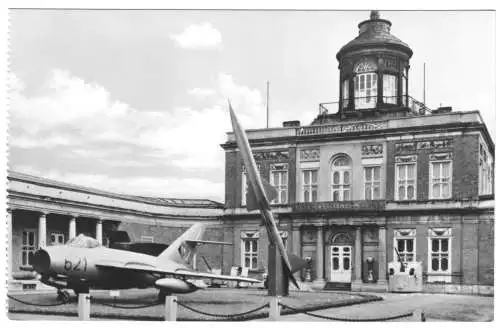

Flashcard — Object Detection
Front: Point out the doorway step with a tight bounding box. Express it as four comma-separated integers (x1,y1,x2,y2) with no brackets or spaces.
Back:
323,281,351,291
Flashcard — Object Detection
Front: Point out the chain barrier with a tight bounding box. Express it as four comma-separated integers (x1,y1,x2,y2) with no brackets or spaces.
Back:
7,294,71,307
90,298,164,309
175,300,269,319
279,303,414,322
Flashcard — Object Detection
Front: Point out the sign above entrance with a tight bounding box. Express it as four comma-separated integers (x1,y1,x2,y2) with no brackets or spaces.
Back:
294,200,385,213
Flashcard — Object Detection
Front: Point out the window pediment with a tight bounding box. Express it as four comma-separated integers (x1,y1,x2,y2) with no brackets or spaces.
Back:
394,228,416,237
241,231,260,239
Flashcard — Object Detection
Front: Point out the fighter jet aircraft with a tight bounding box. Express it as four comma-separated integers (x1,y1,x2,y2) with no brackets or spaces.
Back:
31,223,261,301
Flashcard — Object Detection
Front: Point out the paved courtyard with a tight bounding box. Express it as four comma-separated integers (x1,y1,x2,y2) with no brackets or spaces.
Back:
276,292,494,321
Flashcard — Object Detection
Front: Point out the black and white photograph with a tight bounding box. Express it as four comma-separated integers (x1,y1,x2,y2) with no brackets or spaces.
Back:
3,2,496,323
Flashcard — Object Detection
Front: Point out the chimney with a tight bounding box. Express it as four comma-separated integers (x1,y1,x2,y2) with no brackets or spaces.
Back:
283,120,301,127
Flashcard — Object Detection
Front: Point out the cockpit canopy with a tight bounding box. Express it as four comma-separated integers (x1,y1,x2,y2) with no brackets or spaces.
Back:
66,234,101,248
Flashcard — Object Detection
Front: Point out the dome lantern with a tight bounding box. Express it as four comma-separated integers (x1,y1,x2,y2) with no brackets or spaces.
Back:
336,11,413,114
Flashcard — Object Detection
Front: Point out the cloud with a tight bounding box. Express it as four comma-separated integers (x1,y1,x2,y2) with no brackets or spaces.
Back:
170,23,222,49
8,69,264,198
188,87,216,98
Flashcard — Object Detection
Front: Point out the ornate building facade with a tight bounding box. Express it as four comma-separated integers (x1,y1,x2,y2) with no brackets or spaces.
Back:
221,11,494,294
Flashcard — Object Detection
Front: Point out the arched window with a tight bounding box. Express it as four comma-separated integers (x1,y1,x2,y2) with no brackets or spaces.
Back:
354,60,378,109
331,154,352,201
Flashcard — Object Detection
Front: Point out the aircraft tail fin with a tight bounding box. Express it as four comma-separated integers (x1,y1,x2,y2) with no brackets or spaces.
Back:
287,251,309,274
156,223,206,266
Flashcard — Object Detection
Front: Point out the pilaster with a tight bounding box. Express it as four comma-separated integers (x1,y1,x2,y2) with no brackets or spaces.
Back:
38,212,47,249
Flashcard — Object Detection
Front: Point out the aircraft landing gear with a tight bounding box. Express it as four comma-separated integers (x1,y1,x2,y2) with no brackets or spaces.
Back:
158,290,170,303
56,289,71,303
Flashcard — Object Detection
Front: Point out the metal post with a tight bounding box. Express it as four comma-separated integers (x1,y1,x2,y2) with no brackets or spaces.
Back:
413,309,425,322
423,63,426,105
164,295,177,321
266,81,270,128
78,293,91,320
269,296,280,321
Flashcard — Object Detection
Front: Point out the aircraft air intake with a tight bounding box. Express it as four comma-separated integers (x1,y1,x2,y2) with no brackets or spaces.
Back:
32,249,51,274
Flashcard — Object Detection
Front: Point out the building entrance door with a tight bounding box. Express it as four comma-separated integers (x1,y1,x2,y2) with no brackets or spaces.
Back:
330,246,352,282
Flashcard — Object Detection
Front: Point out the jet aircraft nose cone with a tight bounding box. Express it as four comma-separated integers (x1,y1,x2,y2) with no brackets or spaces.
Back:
32,249,51,274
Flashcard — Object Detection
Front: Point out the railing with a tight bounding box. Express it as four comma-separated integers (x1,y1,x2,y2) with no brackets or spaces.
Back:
7,294,425,321
318,95,432,115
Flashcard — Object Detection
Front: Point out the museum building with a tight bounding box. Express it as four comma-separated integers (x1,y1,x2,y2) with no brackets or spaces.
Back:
7,11,494,295
221,11,494,294
7,170,228,290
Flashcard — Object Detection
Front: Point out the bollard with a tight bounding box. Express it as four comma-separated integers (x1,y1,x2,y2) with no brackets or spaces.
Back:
269,296,280,321
78,293,91,320
412,309,425,322
164,295,177,321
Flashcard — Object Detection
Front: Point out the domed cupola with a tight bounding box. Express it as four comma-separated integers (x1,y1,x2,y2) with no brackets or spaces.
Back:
336,11,413,113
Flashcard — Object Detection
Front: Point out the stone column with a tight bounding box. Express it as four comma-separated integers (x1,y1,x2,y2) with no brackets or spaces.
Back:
38,213,47,249
314,225,325,283
7,209,13,279
353,226,363,286
69,216,77,240
378,226,388,285
96,219,103,244
292,224,301,280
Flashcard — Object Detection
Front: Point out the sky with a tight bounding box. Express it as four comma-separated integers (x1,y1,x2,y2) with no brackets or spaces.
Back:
7,9,495,202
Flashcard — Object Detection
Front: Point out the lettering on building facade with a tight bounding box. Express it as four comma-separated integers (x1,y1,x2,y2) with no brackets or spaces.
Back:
297,121,388,136
294,200,385,213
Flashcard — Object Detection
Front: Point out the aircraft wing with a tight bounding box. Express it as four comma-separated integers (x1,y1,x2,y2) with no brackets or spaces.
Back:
95,262,261,284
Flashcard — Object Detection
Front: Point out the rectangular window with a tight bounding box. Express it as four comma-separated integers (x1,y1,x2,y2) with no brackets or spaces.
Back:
355,73,377,109
270,164,288,204
383,74,397,104
428,228,452,282
395,238,415,262
429,160,452,199
241,232,259,270
342,80,349,108
402,74,407,105
395,162,416,200
479,144,493,195
21,230,37,266
364,166,381,200
393,229,416,264
241,172,248,206
141,236,154,243
302,169,318,202
50,232,65,245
